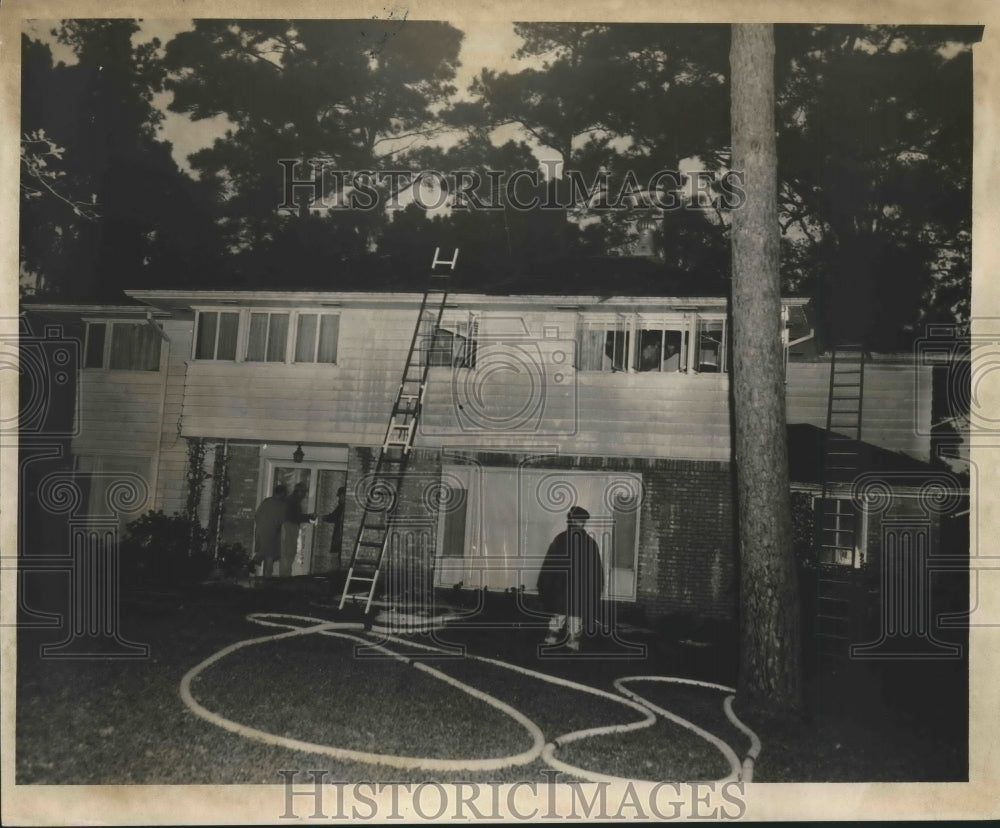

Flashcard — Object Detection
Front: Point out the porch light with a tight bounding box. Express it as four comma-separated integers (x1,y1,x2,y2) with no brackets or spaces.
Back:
292,443,305,464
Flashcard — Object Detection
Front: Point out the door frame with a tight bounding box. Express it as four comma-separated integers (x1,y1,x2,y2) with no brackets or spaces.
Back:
258,444,348,575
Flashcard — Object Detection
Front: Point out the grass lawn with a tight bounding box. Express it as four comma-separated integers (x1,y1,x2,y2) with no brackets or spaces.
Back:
15,580,967,785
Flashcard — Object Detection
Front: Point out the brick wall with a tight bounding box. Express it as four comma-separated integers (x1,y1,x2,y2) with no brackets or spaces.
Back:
635,459,736,620
343,446,442,602
449,451,738,621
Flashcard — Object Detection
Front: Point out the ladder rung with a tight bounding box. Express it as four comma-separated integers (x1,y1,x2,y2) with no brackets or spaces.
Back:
358,540,385,548
346,576,377,583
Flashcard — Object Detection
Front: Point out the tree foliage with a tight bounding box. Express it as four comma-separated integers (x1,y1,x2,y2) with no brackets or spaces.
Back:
775,24,980,347
20,22,224,299
18,19,978,333
163,19,463,285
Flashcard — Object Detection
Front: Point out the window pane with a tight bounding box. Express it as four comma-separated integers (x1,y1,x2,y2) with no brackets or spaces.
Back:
246,313,268,361
295,314,318,362
636,329,663,372
266,314,288,362
109,324,160,371
138,325,161,370
663,330,684,372
217,313,239,360
85,323,106,368
698,320,725,373
195,312,217,359
109,324,134,369
606,330,629,372
317,315,339,363
429,329,453,366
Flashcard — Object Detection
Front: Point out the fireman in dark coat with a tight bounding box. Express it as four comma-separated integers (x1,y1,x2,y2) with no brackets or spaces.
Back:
536,506,604,650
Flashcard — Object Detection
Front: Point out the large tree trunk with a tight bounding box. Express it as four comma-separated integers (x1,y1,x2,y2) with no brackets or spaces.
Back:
730,24,802,712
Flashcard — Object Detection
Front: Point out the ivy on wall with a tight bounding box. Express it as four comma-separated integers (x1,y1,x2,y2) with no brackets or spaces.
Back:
207,440,230,557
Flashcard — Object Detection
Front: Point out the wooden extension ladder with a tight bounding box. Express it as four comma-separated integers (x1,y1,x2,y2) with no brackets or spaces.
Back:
814,345,866,658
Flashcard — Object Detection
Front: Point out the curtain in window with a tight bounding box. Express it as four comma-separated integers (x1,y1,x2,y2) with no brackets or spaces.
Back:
109,324,161,370
295,313,318,362
195,313,217,359
265,314,288,362
85,323,106,368
246,313,268,361
216,313,239,360
317,315,339,363
576,327,606,370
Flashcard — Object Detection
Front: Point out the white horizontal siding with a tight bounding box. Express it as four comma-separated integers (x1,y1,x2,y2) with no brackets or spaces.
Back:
170,308,930,464
786,361,930,460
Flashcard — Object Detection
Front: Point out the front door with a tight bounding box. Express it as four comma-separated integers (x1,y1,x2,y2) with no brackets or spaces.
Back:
268,464,348,575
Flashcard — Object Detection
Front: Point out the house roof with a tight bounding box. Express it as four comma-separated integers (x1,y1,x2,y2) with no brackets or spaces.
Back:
787,423,965,490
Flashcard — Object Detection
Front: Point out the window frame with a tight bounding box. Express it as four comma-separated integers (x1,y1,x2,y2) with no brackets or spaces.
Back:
82,320,162,372
194,310,241,362
244,310,291,363
293,312,340,365
426,312,480,369
191,308,341,366
575,312,728,375
814,494,869,568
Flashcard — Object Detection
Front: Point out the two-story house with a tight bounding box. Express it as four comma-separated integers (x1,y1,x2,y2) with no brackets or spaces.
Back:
22,274,965,628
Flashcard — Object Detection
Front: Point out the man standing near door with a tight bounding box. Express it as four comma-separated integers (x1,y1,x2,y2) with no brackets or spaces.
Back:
250,484,287,578
280,482,315,577
537,506,604,651
322,486,347,571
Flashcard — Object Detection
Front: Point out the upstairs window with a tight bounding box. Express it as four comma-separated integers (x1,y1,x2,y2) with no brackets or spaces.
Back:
295,313,339,364
84,321,161,371
695,318,727,373
576,313,725,374
84,323,106,369
427,315,479,368
246,312,289,362
577,318,630,372
195,311,239,360
192,308,341,365
634,327,687,373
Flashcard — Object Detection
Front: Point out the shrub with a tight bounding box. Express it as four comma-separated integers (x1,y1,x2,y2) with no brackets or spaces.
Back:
791,491,817,569
216,541,250,578
120,510,213,585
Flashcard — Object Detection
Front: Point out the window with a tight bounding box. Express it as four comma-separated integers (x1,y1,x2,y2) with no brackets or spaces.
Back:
195,311,239,360
576,313,725,374
246,312,289,362
83,321,161,371
84,323,106,369
695,318,727,373
427,316,478,368
634,327,687,372
577,318,630,372
815,496,867,568
192,308,341,365
294,313,339,364
435,466,641,600
74,454,151,526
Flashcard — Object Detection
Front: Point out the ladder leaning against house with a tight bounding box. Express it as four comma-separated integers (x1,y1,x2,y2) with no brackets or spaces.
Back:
813,345,867,658
338,248,459,613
